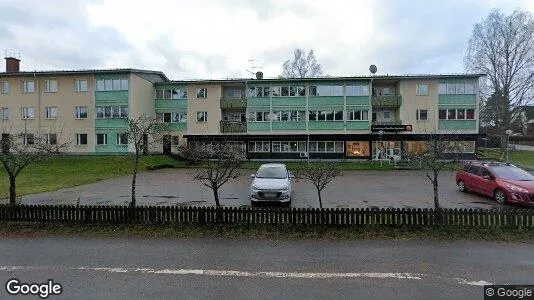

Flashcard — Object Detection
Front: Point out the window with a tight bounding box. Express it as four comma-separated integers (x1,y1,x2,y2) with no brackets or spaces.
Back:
416,84,429,96
308,141,344,153
156,90,164,99
0,108,8,120
44,80,58,93
120,106,128,118
346,141,369,157
312,85,344,96
196,88,207,99
22,80,35,93
438,82,476,94
76,133,87,145
439,108,475,120
75,106,87,119
248,141,270,152
45,107,58,119
251,111,270,122
348,110,369,121
416,109,428,121
439,109,447,120
112,106,120,118
309,110,344,121
1,81,9,94
116,133,128,145
121,79,129,90
104,79,113,91
44,133,57,145
447,109,457,120
271,141,306,152
96,79,128,91
383,111,391,119
271,110,304,122
346,85,370,96
171,136,179,145
466,109,475,119
465,83,475,94
96,80,105,91
271,86,280,97
95,106,127,118
96,133,107,145
23,134,34,145
75,80,88,92
196,111,207,122
158,112,187,123
457,109,466,119
112,79,121,90
22,107,35,119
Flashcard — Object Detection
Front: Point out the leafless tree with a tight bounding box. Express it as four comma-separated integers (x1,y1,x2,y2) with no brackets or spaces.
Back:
295,161,341,209
179,141,245,207
465,9,534,147
404,134,463,210
0,124,70,205
282,48,323,78
126,115,169,207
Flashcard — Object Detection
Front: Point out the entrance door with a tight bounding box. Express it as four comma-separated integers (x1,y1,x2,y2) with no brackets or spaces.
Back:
162,135,171,154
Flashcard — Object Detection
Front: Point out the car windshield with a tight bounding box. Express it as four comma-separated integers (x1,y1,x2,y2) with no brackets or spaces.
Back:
256,166,287,179
489,165,534,181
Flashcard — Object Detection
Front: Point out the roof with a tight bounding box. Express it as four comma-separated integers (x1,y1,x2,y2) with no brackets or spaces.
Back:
0,68,169,81
155,73,486,85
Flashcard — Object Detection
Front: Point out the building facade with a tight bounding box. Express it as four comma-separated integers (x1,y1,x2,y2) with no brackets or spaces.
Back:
0,56,483,160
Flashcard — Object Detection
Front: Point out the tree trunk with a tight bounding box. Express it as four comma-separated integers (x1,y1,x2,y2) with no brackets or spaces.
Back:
213,187,220,207
9,175,16,206
433,175,440,210
130,154,140,207
317,189,323,209
500,134,508,151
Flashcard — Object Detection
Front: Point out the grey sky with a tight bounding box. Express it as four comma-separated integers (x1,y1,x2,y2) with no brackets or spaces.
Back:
0,0,532,79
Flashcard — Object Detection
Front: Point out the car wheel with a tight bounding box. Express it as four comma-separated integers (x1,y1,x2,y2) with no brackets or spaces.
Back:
494,188,507,204
457,180,468,193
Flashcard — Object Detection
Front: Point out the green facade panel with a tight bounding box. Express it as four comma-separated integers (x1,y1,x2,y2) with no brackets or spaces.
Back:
168,123,187,131
155,99,188,109
346,121,370,130
438,120,477,130
346,96,370,106
308,122,345,130
308,97,344,106
438,95,476,106
247,98,270,107
272,122,306,130
95,91,129,102
95,119,128,129
95,74,129,80
94,130,129,153
271,97,306,107
247,122,270,131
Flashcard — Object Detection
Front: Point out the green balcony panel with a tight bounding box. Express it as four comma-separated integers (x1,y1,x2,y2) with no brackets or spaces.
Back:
155,99,188,110
220,121,247,133
438,120,477,130
247,98,270,107
220,98,247,109
167,123,187,131
95,118,128,129
346,121,370,130
247,122,270,131
371,95,402,107
346,96,370,106
271,97,306,107
308,122,345,130
308,96,344,106
95,91,129,102
94,130,128,153
272,122,306,130
438,95,476,106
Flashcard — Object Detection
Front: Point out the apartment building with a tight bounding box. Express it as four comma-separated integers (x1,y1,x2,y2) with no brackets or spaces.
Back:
0,55,484,160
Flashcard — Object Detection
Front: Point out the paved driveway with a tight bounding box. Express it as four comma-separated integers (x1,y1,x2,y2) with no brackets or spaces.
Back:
6,169,506,209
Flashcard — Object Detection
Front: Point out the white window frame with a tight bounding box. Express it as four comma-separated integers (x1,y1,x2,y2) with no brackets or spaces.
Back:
309,110,344,122
75,133,88,146
75,106,88,119
439,108,476,120
416,109,428,121
45,106,58,119
347,110,369,121
196,88,208,99
1,81,9,94
96,133,107,145
44,80,58,93
22,80,35,94
75,79,88,93
44,133,57,145
308,141,344,153
196,111,208,122
416,84,429,96
116,133,128,145
23,134,34,146
22,107,35,119
271,141,307,153
248,141,270,153
0,107,9,120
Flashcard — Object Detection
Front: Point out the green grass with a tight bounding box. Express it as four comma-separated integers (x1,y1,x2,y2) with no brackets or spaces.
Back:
241,161,396,171
0,155,186,198
479,148,534,168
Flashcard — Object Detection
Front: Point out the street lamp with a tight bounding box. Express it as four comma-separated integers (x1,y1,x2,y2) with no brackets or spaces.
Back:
505,129,513,162
378,129,384,167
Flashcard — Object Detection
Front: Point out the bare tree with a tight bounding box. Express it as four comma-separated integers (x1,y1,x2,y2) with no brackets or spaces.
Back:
0,125,69,205
282,48,323,78
126,115,169,207
295,161,341,209
465,9,534,147
179,141,245,207
404,134,463,209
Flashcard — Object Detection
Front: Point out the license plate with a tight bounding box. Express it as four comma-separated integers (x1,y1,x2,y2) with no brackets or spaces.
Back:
263,193,277,198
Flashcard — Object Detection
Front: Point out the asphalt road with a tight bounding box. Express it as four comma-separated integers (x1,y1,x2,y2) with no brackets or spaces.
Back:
10,169,504,209
0,237,532,299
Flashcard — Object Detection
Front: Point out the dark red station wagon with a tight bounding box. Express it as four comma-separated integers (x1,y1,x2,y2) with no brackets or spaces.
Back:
455,161,534,207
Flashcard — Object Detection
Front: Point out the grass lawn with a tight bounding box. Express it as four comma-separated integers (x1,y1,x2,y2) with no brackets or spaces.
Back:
0,155,185,199
478,148,534,168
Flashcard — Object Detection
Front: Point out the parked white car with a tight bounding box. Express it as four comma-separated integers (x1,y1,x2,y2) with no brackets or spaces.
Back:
250,163,293,206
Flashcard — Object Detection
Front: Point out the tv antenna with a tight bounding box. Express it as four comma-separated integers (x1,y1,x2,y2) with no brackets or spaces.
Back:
246,59,263,78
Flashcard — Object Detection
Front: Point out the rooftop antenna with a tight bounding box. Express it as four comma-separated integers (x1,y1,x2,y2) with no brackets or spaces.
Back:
246,59,263,79
4,49,21,59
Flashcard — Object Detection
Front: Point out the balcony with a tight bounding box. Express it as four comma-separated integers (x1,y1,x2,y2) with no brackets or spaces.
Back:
371,121,402,126
220,121,247,133
371,95,402,107
220,97,247,109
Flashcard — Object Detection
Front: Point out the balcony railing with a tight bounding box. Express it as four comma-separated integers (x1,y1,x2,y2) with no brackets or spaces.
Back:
220,121,247,133
371,95,402,107
220,97,247,109
371,121,402,126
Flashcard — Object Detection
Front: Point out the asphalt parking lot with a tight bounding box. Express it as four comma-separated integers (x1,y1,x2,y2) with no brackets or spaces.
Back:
9,169,507,209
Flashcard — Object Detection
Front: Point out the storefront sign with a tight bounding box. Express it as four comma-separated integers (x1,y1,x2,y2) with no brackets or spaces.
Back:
371,124,413,132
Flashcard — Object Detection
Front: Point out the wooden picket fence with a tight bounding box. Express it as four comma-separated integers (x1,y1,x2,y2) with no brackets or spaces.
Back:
1,205,534,229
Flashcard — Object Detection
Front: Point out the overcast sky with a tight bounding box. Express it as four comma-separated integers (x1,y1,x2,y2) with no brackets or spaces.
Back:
0,0,533,80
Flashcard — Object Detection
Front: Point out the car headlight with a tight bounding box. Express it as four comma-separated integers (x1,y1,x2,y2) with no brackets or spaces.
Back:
505,184,528,193
251,184,259,190
281,185,289,191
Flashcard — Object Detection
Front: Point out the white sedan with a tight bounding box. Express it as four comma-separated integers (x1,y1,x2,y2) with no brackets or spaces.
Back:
250,163,293,206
